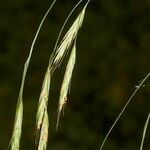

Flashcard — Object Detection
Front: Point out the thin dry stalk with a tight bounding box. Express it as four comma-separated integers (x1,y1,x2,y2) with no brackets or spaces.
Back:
9,1,56,149
99,72,150,150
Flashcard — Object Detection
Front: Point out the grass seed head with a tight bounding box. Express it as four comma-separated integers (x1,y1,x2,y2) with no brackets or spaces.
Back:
9,99,23,150
51,7,86,72
36,68,50,146
56,42,76,129
37,111,49,150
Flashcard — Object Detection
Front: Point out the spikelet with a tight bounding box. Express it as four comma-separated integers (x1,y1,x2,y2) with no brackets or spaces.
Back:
51,6,86,73
9,98,23,150
37,110,49,150
36,68,50,149
56,42,76,129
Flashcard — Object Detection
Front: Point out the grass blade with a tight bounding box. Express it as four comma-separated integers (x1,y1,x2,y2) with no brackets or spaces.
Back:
99,72,150,150
9,1,56,149
140,112,150,150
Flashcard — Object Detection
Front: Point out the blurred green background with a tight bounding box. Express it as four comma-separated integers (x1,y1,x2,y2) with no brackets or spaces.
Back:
0,0,150,149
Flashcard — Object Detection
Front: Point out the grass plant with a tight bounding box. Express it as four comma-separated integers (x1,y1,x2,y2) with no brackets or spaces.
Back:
8,0,150,149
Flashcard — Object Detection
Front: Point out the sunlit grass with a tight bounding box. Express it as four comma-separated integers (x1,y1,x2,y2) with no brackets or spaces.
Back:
8,0,150,149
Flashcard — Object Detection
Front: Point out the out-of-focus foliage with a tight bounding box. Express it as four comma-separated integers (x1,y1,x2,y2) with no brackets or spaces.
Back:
0,0,150,149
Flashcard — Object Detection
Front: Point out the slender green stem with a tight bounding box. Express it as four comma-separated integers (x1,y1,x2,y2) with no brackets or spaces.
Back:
140,112,150,150
99,72,150,150
85,0,91,8
18,0,57,100
9,0,57,149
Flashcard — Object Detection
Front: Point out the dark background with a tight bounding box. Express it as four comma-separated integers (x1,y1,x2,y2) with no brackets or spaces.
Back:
0,0,150,149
